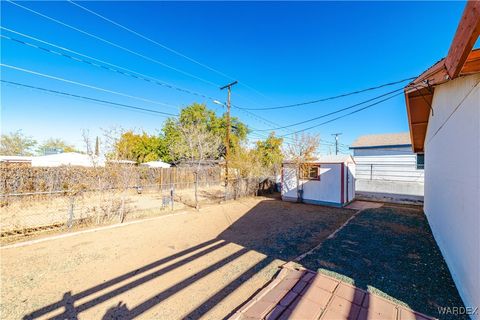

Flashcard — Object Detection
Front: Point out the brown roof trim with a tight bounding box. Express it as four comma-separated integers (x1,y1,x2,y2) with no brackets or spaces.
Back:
404,0,480,153
445,1,480,78
405,49,480,153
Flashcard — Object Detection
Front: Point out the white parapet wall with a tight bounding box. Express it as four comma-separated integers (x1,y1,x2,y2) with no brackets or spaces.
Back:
353,147,424,203
424,73,480,318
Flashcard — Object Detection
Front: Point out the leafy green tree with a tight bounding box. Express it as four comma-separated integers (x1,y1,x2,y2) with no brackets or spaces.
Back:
114,131,166,163
255,132,284,174
37,138,77,155
162,103,248,162
0,130,37,156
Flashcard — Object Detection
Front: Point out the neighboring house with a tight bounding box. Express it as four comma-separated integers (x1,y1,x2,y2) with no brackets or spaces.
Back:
31,152,104,167
350,132,424,203
281,155,355,207
404,2,479,317
141,160,171,168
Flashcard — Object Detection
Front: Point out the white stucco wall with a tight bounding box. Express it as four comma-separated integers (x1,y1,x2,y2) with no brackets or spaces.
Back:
424,73,480,318
345,162,356,203
281,163,354,205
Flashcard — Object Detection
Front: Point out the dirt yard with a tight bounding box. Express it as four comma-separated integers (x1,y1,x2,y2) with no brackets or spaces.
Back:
1,184,229,234
0,197,355,319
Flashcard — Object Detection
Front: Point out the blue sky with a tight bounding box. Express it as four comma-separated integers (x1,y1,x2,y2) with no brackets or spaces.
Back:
1,1,475,154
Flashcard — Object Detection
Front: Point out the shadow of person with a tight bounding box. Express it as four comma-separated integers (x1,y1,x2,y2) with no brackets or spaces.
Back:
102,301,130,320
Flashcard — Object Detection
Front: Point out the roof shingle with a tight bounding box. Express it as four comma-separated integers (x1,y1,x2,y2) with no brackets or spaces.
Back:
350,132,411,148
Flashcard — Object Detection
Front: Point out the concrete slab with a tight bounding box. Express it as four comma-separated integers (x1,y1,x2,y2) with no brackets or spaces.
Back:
345,200,383,211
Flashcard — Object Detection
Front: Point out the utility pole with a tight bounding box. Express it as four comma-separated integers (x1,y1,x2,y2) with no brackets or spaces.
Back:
220,81,238,188
331,133,342,155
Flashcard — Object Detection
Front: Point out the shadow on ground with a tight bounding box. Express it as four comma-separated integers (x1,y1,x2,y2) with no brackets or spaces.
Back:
22,199,464,320
22,198,353,320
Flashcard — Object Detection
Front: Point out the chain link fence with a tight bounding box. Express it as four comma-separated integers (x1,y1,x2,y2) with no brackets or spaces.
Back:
1,165,274,241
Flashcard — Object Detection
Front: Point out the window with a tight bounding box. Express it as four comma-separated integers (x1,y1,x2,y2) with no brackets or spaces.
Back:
300,165,320,180
416,154,424,170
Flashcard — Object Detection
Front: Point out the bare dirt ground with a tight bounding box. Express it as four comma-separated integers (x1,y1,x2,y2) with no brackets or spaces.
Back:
0,196,355,320
1,184,227,235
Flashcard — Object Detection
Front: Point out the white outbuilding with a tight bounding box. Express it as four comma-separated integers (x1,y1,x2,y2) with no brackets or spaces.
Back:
141,160,171,168
281,155,355,207
31,152,104,167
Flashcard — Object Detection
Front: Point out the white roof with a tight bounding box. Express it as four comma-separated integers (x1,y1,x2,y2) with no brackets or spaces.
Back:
31,152,104,167
141,160,171,168
0,155,33,162
315,155,355,163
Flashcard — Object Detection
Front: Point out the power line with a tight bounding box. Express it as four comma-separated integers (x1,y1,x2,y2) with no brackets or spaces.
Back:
67,1,232,80
239,77,415,110
2,28,281,132
1,63,178,109
6,0,220,87
1,80,178,117
2,28,288,135
232,104,292,133
249,131,338,148
279,91,404,137
67,0,271,102
0,30,217,101
252,87,404,132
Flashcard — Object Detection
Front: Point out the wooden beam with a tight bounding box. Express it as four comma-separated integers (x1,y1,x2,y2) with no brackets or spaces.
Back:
411,121,428,126
445,1,480,79
461,49,480,74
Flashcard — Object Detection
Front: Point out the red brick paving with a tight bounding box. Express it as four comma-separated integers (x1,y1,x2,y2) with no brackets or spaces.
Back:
230,264,437,320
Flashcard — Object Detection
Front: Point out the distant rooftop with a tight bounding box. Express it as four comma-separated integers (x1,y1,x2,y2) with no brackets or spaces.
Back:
350,132,411,149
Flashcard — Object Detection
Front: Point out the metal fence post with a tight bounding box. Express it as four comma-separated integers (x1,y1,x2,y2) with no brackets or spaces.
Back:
67,195,75,229
119,195,126,223
170,168,174,211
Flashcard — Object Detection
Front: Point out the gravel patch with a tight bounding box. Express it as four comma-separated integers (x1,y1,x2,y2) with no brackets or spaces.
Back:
299,205,467,320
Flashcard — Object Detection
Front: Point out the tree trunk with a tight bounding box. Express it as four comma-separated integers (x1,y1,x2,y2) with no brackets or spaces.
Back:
194,171,199,211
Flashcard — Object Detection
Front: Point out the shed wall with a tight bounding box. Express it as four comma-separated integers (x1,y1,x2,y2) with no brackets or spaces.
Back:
281,163,343,206
424,73,480,318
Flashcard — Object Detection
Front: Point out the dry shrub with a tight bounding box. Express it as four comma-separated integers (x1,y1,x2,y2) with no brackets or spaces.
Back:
1,164,222,195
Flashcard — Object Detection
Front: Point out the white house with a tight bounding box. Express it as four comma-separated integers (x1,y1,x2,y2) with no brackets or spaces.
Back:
404,2,479,317
141,160,171,168
281,155,355,207
31,152,104,167
350,132,424,203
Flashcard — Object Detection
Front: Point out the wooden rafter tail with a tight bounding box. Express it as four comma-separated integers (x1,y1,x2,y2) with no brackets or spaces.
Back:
445,0,480,79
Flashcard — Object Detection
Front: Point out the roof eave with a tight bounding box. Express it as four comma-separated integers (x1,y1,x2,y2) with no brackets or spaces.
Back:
405,1,480,153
